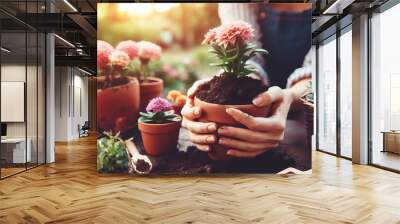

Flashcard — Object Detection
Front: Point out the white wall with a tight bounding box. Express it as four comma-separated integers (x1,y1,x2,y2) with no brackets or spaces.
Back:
54,67,89,141
1,63,46,164
1,65,38,138
1,65,26,138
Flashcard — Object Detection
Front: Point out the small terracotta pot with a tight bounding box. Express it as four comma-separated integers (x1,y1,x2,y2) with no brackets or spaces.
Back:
140,77,163,111
138,117,182,156
194,97,269,160
97,76,140,134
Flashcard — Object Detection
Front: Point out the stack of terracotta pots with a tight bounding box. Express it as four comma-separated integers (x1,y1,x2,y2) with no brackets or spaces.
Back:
97,40,164,135
97,77,163,134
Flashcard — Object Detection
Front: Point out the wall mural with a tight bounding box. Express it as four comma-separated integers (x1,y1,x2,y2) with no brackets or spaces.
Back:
97,3,313,175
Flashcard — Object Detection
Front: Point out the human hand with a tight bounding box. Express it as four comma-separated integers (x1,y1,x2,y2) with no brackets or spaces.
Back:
217,86,295,158
181,78,217,152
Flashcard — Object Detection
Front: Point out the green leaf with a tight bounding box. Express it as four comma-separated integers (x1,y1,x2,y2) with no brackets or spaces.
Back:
253,48,269,55
210,62,229,67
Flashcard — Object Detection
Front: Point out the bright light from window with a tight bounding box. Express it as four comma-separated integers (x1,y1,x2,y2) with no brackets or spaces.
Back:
154,4,179,13
117,3,178,16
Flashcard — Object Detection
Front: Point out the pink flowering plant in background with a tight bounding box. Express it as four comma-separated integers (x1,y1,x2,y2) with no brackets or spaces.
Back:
139,97,180,124
109,50,130,69
137,41,162,82
97,39,162,84
98,40,135,86
116,40,139,59
203,21,268,77
97,40,114,73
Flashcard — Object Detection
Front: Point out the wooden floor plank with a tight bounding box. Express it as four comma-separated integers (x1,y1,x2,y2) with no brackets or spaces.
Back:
0,135,400,223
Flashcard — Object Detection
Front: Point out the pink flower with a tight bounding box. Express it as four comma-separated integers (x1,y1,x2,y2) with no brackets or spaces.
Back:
202,27,220,44
217,21,254,47
137,41,162,61
146,97,173,113
203,21,254,47
167,69,178,79
162,64,172,72
116,40,139,60
97,40,113,70
109,50,130,69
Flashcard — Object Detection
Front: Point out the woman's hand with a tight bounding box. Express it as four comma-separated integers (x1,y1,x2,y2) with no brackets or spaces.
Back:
217,86,295,158
181,79,217,152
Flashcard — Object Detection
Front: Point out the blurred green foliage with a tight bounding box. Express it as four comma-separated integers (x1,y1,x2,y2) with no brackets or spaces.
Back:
98,3,221,93
98,3,220,48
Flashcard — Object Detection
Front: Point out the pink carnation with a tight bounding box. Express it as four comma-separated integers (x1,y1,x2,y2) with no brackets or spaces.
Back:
109,50,130,69
138,41,162,61
116,40,139,59
146,97,173,113
97,40,114,70
203,21,254,47
202,27,220,45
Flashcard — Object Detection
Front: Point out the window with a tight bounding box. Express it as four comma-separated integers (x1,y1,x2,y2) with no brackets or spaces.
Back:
0,1,47,179
370,3,400,171
339,28,352,158
317,36,337,154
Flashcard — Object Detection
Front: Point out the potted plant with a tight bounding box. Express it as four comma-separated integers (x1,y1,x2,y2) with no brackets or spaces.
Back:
136,41,164,111
138,97,182,156
193,21,269,160
97,132,129,173
167,90,187,115
97,40,140,134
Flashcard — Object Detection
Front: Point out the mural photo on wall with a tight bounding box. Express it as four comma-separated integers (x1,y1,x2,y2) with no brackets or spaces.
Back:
96,3,313,175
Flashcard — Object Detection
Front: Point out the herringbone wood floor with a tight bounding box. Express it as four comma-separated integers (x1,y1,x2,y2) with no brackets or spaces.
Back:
1,136,400,224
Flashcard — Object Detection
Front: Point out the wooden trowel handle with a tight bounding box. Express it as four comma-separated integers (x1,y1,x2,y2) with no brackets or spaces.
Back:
126,140,140,163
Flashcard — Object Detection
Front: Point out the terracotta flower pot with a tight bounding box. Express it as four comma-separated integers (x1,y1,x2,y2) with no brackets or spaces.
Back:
97,76,140,134
139,77,164,111
138,117,182,156
194,97,269,160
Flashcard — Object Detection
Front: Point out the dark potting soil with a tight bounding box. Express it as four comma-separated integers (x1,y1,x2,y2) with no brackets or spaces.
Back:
122,127,306,175
195,75,268,105
135,159,151,173
97,76,130,89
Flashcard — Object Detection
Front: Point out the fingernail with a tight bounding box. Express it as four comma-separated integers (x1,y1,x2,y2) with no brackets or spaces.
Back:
227,150,232,155
203,146,210,151
252,96,263,106
206,136,215,143
218,139,225,144
226,108,233,114
218,127,226,134
207,124,216,132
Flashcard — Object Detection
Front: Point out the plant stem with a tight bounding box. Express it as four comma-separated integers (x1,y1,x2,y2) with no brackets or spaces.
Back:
104,66,114,88
139,59,149,82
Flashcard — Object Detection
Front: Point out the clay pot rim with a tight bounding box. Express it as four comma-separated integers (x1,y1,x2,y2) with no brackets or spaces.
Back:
97,76,138,92
138,116,182,127
138,116,182,134
194,96,259,109
140,77,163,86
